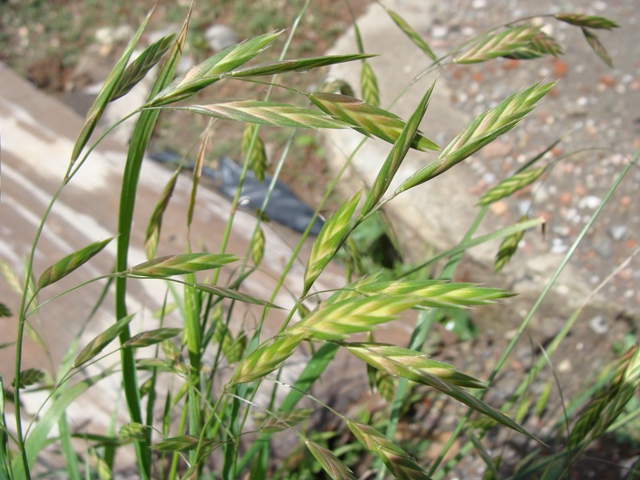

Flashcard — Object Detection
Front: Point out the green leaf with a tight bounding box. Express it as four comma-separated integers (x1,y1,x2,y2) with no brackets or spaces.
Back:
192,283,282,309
384,6,437,60
110,34,176,101
73,314,135,368
123,328,183,348
38,237,114,289
13,368,45,389
129,253,238,277
555,13,620,29
581,27,614,67
230,53,375,77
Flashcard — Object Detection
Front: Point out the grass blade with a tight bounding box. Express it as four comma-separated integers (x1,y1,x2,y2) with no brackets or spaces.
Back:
230,53,374,77
192,283,281,309
37,237,114,289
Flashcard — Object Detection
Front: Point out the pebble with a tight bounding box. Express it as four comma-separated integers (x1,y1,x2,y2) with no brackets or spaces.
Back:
580,196,601,209
204,24,239,52
608,225,628,241
594,238,613,258
588,315,608,334
94,25,134,46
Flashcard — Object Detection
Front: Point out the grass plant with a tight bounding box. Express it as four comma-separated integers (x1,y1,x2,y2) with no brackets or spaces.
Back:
1,2,637,479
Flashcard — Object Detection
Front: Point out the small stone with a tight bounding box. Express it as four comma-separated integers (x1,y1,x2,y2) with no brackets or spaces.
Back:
608,225,628,241
580,195,601,209
589,316,608,334
94,25,134,46
431,24,448,39
557,359,572,372
517,200,531,216
576,96,589,107
594,238,613,258
489,200,508,216
204,24,239,52
472,0,487,8
481,140,511,159
559,191,572,205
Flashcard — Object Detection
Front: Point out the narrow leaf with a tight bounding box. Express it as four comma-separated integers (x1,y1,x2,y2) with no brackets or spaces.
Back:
129,253,238,277
145,168,180,259
182,101,349,129
38,237,114,289
13,368,45,389
309,92,438,151
110,34,176,101
123,328,183,348
581,27,614,67
230,53,375,77
304,191,361,295
555,13,620,29
384,6,437,60
73,314,135,368
193,283,282,309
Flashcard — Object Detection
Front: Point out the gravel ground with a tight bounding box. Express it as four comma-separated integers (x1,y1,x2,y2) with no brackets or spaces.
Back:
428,0,639,314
